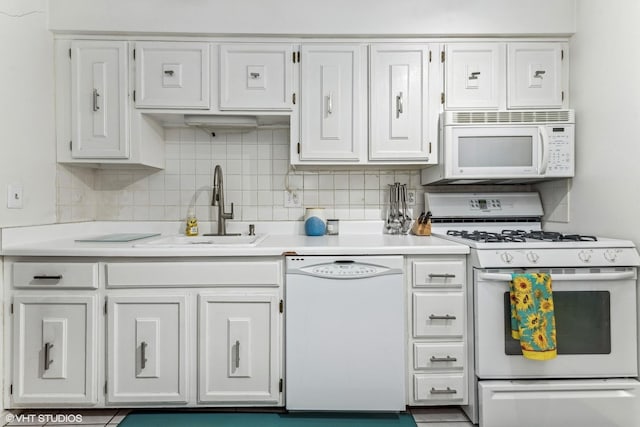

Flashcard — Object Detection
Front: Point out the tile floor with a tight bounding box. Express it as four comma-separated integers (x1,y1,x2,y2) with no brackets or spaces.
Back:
2,407,473,426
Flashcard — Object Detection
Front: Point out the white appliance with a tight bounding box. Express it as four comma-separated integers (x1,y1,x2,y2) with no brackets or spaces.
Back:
421,110,574,184
426,192,640,427
285,255,405,411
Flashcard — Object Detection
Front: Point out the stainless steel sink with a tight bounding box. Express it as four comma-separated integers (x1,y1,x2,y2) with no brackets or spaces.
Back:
135,234,268,247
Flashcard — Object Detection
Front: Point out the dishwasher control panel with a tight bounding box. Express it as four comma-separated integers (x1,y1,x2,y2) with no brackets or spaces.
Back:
303,262,387,278
287,256,404,279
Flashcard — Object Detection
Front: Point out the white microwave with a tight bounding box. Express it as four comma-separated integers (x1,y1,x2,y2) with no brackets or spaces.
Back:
421,110,575,184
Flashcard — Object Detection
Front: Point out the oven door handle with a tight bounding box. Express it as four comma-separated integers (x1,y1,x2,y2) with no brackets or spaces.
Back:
477,271,636,282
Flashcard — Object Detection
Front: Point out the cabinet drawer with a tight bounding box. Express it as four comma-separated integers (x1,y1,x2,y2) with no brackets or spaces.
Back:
412,259,465,287
106,260,282,287
413,292,464,338
13,262,98,289
414,342,464,370
414,373,466,403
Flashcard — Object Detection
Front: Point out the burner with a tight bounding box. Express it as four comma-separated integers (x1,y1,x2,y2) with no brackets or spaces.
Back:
446,229,598,243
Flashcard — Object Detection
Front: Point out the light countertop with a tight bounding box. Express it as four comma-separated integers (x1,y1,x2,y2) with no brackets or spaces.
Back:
0,221,469,257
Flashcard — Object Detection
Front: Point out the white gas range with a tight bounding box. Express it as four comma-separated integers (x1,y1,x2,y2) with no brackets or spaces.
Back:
426,192,640,427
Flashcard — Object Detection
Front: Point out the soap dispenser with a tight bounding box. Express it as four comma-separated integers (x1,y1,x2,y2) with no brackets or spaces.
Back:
185,210,199,236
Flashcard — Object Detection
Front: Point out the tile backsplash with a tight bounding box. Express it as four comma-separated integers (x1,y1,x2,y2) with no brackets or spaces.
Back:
57,128,425,223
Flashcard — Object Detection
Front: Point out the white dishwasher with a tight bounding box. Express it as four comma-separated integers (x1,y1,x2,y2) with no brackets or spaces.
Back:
285,255,406,411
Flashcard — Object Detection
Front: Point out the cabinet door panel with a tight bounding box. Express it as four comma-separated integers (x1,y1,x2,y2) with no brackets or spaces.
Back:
370,44,430,160
445,43,505,110
220,44,293,110
12,295,97,405
71,41,129,158
299,45,365,161
198,292,280,403
107,295,187,403
508,43,565,109
135,42,210,109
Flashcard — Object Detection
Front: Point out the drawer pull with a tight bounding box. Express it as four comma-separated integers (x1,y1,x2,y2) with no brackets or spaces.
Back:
428,273,456,279
430,386,457,395
430,355,457,362
140,341,148,370
429,314,457,321
33,275,63,280
44,342,54,371
164,69,175,76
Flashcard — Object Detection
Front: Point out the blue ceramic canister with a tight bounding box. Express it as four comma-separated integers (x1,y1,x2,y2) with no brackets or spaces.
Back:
304,207,326,236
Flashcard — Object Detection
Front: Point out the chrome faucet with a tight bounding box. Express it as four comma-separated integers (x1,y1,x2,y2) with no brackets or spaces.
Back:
209,164,237,236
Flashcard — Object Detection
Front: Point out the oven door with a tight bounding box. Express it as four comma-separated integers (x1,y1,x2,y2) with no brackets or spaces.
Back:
445,125,544,178
474,267,638,378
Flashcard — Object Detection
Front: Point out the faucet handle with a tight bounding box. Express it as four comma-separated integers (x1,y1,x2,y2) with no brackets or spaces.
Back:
249,224,255,236
229,202,234,219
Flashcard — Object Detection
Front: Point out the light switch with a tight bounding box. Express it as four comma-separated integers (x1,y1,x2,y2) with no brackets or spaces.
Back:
7,183,23,209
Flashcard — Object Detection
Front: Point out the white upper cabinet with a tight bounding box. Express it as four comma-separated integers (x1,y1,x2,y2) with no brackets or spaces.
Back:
369,44,431,161
444,43,505,110
71,40,129,158
219,44,294,110
135,42,210,109
298,44,367,162
444,42,567,110
507,42,566,109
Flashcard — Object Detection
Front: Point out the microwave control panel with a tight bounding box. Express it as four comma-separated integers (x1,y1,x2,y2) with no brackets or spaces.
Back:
546,126,574,175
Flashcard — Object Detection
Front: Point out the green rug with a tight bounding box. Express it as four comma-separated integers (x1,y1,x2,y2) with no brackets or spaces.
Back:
119,411,416,427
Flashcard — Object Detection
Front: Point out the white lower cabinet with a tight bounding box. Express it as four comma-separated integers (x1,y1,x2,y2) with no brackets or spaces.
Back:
198,291,280,404
11,295,97,406
407,256,467,406
6,257,283,409
107,295,188,404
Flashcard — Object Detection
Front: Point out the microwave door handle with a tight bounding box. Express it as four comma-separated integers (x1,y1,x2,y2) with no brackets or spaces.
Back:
478,271,636,282
539,126,550,174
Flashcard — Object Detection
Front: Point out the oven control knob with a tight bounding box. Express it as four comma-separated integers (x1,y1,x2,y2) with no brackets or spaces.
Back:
500,252,514,264
578,250,592,263
604,249,618,262
526,251,540,263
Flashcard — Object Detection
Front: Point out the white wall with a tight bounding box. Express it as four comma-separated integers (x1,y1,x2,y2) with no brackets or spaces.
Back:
48,0,576,36
546,0,640,245
0,0,56,227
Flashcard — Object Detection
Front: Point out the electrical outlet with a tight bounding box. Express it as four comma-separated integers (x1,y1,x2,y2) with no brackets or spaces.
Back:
406,190,416,206
284,190,301,208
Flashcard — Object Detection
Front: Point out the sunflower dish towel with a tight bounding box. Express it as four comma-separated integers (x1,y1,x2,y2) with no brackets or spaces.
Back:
510,273,557,360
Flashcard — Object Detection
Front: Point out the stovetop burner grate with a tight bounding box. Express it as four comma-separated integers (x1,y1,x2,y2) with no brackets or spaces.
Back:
446,229,598,243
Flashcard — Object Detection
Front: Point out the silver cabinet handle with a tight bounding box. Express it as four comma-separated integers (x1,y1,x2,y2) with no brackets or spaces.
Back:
235,340,240,369
396,92,404,117
327,92,333,115
164,69,175,76
33,275,63,280
469,71,481,80
92,88,100,112
430,387,457,395
428,273,456,279
140,341,148,370
44,342,54,371
430,355,457,362
429,314,457,320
